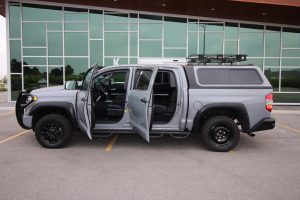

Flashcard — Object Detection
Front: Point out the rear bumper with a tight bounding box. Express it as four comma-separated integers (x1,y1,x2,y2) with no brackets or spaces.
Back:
251,117,276,132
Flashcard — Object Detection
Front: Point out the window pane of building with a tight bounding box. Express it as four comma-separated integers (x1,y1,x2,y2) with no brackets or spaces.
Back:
64,8,88,21
24,66,47,90
164,49,186,57
240,24,264,32
265,32,280,57
188,22,198,31
264,67,279,91
49,67,63,86
281,68,300,92
188,32,197,55
65,57,88,81
240,32,264,57
48,32,63,56
274,93,300,103
282,58,300,66
23,22,46,47
11,75,22,101
23,57,47,66
10,40,21,73
225,23,238,40
104,12,128,22
9,4,21,38
65,32,88,56
90,40,103,65
23,48,46,56
89,10,103,39
139,41,162,57
265,58,280,67
104,23,128,31
48,57,63,65
224,41,238,54
282,28,300,48
204,32,223,54
65,22,88,31
139,14,162,23
104,32,128,56
47,22,62,31
22,4,62,21
104,58,128,66
130,32,138,57
201,23,223,32
282,49,300,57
164,17,187,47
140,24,162,39
243,58,263,69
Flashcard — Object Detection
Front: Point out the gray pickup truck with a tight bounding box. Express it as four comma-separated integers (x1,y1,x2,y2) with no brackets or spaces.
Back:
16,55,275,152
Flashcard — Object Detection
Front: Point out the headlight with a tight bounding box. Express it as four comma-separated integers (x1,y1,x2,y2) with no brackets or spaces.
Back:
25,95,37,104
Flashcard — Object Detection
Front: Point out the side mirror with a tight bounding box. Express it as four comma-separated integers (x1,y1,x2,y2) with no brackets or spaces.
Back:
64,80,78,90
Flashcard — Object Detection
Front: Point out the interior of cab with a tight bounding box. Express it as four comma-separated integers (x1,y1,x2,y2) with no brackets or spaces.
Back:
92,69,178,125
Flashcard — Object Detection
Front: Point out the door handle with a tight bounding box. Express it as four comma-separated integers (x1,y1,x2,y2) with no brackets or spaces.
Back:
140,97,148,103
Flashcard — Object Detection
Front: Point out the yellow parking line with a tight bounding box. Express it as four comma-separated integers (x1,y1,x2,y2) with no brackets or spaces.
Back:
105,135,118,152
277,123,300,134
0,130,30,145
0,111,14,117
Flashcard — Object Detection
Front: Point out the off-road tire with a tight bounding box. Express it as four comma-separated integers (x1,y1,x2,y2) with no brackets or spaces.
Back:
201,115,240,152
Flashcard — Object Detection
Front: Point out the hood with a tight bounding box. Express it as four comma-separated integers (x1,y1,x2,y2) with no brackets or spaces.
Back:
31,85,64,95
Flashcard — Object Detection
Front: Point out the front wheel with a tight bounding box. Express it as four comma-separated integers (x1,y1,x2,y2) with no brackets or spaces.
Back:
201,116,240,152
35,114,73,148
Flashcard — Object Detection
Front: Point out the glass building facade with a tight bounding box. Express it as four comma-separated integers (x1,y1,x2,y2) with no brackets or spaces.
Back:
7,1,300,103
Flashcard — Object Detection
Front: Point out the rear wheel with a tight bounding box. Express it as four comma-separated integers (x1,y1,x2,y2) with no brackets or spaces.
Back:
201,116,240,152
35,114,73,148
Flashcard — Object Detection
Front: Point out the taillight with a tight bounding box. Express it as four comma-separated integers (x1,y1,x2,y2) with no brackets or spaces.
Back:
266,93,273,112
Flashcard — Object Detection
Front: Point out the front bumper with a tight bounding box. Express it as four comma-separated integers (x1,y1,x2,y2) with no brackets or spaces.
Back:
251,117,276,132
16,91,32,130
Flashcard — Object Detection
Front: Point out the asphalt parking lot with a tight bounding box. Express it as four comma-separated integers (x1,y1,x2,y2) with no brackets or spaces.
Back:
0,109,300,200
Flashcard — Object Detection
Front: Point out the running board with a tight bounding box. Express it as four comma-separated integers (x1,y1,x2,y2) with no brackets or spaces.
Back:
92,130,191,139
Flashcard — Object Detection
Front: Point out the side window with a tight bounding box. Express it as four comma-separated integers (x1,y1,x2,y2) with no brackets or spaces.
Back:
134,69,153,90
94,70,128,90
82,68,94,90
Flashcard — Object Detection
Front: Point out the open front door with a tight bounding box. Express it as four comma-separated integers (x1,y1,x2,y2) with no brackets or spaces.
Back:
127,67,158,142
76,66,97,140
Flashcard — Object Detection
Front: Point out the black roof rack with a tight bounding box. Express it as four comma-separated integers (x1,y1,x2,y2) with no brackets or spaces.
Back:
187,54,247,65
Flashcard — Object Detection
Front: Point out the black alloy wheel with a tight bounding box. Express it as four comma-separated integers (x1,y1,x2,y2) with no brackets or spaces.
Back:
35,114,73,148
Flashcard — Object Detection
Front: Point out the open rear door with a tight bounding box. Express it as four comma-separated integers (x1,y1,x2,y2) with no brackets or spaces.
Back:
127,67,158,142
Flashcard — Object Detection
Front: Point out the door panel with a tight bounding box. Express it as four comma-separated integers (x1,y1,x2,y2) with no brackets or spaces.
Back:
76,66,96,140
127,67,158,142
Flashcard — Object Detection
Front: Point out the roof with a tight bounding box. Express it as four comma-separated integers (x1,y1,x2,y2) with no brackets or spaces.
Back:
1,0,300,26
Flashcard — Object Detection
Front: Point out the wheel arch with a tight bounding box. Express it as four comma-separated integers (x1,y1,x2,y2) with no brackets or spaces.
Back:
192,103,250,133
29,102,77,130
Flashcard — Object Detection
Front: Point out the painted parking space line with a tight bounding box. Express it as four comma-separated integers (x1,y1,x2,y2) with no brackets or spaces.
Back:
105,135,118,152
0,130,31,145
277,123,300,134
0,111,14,117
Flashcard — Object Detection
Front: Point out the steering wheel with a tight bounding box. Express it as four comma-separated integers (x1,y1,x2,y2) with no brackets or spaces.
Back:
94,82,109,102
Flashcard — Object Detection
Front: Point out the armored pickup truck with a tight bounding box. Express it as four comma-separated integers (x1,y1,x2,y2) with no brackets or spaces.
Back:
16,55,275,152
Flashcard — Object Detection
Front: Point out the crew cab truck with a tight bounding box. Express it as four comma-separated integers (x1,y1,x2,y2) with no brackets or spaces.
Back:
16,55,275,152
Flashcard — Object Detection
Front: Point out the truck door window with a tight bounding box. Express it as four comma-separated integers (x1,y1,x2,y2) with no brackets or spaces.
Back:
134,69,153,90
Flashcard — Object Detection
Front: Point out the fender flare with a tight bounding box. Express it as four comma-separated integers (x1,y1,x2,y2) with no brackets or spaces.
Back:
29,102,77,129
193,103,250,133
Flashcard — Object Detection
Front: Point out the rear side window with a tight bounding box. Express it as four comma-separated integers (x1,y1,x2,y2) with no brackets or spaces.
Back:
196,68,263,85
